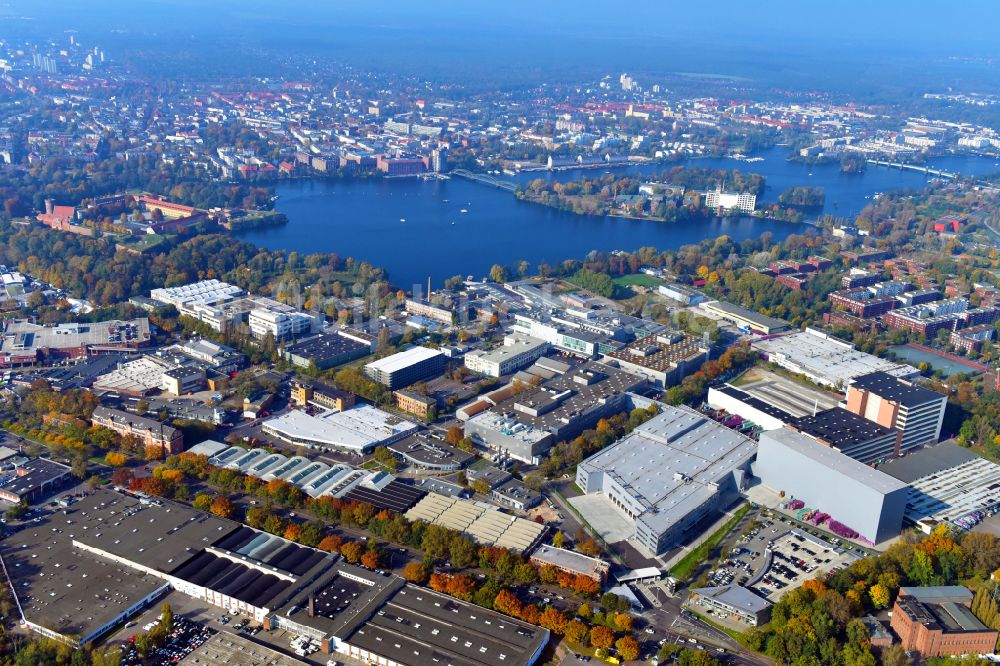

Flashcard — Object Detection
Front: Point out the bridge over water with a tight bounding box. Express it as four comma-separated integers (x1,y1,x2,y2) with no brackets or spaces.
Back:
867,160,958,179
452,169,518,193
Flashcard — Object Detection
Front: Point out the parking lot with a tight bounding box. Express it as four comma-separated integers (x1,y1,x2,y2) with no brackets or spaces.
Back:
704,516,860,602
119,615,215,666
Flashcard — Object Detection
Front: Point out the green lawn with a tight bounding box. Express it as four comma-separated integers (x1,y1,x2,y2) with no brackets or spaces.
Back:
670,503,751,581
612,273,662,288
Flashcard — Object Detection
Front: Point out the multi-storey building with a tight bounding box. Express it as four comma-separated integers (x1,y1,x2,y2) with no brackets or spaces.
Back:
248,306,319,342
703,188,756,213
91,406,184,456
845,372,946,455
890,586,997,658
364,346,445,390
575,405,756,556
464,334,549,377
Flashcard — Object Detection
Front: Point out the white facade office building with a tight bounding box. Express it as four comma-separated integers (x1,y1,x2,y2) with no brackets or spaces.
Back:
704,188,756,213
464,334,549,377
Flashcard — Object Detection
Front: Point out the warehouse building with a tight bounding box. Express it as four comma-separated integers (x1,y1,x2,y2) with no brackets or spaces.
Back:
0,489,331,645
575,405,756,556
387,433,475,471
688,585,772,627
845,371,946,455
261,405,419,455
281,330,373,370
4,489,541,665
270,562,549,666
364,346,445,389
707,385,795,431
0,458,73,504
752,328,918,390
700,301,791,335
754,428,907,544
405,492,546,552
528,545,609,582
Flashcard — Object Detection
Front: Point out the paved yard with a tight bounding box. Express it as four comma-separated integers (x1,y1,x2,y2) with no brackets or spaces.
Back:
568,493,634,543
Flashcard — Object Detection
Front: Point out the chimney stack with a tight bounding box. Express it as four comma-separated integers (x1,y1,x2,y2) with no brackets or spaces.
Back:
44,199,54,215
308,594,315,617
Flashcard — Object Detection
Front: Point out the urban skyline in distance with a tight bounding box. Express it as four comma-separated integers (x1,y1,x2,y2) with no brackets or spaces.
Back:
0,3,1000,666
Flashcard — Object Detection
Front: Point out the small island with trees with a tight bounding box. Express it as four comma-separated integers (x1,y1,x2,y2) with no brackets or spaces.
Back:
515,166,765,222
778,185,826,207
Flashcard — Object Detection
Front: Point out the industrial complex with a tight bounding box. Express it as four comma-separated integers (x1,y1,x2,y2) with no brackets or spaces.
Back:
574,405,756,556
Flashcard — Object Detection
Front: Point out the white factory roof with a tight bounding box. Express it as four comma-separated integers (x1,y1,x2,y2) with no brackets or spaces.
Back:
263,405,418,453
150,279,243,307
92,356,171,393
579,405,757,535
405,492,545,552
752,328,918,388
365,346,442,374
184,440,228,458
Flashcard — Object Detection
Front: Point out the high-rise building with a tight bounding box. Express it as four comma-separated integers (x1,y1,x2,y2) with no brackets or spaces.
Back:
845,372,946,455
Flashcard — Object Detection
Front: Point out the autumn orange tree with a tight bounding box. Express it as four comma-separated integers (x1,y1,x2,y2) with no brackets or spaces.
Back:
209,496,235,519
360,550,382,570
317,535,343,553
589,625,614,650
615,636,639,661
340,541,362,563
402,562,429,584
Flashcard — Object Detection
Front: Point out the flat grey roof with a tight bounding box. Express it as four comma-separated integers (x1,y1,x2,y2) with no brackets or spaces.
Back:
691,584,772,614
761,428,907,495
878,441,978,484
579,405,757,534
348,585,548,666
529,545,608,577
791,407,896,450
0,492,178,643
179,631,307,666
69,490,239,575
850,371,943,408
702,300,790,330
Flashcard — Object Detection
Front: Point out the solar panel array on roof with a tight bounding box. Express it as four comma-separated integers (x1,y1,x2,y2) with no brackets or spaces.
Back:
342,480,426,513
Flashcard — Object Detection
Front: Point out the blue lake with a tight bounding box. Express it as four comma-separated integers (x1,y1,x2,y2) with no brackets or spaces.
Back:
234,147,1000,290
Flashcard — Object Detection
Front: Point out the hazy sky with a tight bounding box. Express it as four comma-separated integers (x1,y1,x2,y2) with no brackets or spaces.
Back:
3,1,999,93
5,1,995,52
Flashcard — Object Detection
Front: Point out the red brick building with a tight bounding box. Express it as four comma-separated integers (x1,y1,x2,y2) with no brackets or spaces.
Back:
889,586,997,659
91,406,184,456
